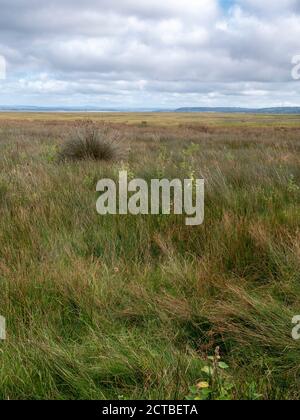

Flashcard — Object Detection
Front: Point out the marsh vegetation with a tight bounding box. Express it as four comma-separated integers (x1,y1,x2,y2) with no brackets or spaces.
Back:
0,113,300,400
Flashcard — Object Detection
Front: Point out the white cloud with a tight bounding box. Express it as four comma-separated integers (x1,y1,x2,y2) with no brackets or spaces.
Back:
0,0,299,107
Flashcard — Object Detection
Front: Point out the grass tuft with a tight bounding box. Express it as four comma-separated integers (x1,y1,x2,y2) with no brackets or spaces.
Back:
58,121,125,162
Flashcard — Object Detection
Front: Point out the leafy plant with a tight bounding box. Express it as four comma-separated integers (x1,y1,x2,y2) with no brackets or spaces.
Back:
186,348,234,400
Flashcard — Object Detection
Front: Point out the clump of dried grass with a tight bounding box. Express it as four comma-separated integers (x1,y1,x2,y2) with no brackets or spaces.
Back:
58,121,126,162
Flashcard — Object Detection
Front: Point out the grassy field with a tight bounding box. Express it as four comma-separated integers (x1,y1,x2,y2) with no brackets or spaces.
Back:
0,112,300,400
1,111,300,127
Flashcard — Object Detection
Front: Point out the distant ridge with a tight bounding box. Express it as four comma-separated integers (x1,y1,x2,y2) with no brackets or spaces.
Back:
175,107,300,114
0,105,300,114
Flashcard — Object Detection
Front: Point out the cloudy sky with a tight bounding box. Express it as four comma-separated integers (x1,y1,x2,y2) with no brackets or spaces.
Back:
0,0,300,108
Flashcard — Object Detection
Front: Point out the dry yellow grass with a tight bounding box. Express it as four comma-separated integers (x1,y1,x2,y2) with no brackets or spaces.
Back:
0,111,299,128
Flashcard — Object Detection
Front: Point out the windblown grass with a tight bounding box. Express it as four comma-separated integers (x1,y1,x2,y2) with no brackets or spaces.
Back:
0,115,300,400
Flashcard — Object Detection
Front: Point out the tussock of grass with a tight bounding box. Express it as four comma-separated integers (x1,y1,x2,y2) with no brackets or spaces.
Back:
58,121,125,162
0,115,300,400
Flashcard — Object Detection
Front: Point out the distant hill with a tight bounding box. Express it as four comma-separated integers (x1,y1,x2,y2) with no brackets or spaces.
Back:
175,107,300,114
0,105,300,114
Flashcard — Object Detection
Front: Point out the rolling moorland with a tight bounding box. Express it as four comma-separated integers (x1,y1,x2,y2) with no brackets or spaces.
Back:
0,112,300,400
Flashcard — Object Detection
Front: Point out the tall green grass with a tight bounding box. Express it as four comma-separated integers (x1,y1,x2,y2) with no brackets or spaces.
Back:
0,119,300,400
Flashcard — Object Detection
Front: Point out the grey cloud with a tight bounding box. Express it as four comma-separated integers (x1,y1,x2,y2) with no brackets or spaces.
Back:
0,0,299,107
